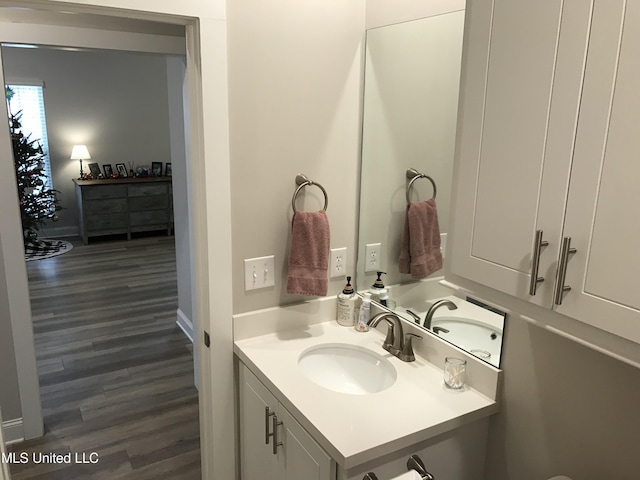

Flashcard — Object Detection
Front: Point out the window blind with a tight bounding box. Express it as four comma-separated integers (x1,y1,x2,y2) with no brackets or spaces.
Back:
6,84,53,189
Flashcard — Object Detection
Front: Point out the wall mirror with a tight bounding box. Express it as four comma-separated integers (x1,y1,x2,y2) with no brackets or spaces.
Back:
356,10,506,367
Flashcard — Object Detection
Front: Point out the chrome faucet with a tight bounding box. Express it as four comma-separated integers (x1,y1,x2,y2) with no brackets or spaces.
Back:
423,299,457,329
368,312,421,362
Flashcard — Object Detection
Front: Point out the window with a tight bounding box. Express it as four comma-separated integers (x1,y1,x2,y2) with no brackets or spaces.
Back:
6,84,53,190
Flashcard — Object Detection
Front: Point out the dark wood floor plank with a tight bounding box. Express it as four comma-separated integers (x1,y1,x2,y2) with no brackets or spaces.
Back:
8,236,201,479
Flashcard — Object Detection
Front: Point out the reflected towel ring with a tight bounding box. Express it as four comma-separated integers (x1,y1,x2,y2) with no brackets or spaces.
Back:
405,168,437,204
292,174,329,212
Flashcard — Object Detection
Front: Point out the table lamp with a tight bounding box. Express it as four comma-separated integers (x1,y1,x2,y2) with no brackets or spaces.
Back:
71,145,91,180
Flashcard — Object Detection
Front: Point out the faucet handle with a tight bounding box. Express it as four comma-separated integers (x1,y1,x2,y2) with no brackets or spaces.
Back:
399,333,422,362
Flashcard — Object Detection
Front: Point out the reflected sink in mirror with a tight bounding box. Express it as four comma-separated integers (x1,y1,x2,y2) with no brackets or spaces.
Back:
298,343,397,395
431,318,502,368
389,292,505,367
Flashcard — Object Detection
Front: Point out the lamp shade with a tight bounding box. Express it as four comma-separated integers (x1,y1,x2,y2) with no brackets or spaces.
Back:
70,144,91,160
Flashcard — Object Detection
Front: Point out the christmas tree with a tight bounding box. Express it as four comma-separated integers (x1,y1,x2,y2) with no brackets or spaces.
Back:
6,86,61,242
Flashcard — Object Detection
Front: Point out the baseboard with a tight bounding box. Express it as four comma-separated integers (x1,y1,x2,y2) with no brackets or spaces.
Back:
38,225,79,238
2,417,24,445
176,308,194,343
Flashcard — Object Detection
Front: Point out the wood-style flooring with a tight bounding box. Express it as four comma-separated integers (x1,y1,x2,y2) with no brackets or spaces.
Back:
8,235,201,480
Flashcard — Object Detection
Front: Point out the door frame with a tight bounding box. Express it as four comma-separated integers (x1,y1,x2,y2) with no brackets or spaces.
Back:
0,3,235,479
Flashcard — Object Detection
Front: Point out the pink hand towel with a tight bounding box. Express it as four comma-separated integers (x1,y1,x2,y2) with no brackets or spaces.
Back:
286,210,330,296
399,199,443,279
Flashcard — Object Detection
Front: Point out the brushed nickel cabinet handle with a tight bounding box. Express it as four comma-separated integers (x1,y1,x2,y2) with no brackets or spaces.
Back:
265,407,275,445
272,414,283,455
529,230,549,296
554,236,577,305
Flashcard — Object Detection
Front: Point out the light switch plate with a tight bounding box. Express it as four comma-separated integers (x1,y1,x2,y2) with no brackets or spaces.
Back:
330,247,347,278
244,255,275,291
365,243,381,272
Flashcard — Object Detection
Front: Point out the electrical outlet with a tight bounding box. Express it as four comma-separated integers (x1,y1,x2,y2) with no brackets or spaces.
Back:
365,243,381,272
330,247,347,278
244,255,275,291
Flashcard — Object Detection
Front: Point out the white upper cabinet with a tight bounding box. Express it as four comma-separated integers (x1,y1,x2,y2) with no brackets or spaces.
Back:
558,0,640,343
451,0,640,344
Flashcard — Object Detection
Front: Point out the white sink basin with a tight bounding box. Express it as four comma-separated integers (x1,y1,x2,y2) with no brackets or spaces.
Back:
298,343,397,395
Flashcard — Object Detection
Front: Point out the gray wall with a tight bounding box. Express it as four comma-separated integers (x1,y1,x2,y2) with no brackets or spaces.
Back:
0,237,21,422
1,46,174,237
227,0,364,314
484,311,640,480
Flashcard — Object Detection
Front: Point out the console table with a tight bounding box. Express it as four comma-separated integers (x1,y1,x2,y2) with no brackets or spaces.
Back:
73,177,173,244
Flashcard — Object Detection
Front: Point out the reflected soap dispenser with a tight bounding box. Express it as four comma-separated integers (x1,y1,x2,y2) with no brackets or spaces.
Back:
370,271,388,306
336,276,356,326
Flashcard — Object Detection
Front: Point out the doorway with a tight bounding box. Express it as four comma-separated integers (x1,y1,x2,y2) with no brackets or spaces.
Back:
0,9,208,480
0,2,237,478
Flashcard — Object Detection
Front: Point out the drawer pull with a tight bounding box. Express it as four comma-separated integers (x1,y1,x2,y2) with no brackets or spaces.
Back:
265,407,275,445
272,414,283,455
554,236,577,305
528,229,549,296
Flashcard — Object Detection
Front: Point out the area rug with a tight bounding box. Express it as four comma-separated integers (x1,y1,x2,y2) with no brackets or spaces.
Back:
24,238,74,262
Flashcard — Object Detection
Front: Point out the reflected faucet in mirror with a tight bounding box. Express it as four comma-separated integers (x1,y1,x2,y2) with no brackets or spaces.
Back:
424,299,457,329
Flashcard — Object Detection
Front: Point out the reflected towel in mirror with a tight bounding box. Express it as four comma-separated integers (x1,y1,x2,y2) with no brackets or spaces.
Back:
399,199,442,279
286,210,330,296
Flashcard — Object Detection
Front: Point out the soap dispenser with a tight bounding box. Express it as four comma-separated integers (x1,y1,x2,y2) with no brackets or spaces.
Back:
336,276,356,326
370,271,388,306
355,292,372,332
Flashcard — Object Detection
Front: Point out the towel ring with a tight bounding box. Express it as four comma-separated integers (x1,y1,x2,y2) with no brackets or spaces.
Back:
406,168,437,204
292,174,328,212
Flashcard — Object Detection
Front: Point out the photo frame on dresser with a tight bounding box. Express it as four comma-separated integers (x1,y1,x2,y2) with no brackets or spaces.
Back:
151,162,162,176
165,163,172,176
88,162,101,178
115,163,128,178
103,164,113,177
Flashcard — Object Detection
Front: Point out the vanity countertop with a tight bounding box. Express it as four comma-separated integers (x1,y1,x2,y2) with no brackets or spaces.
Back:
234,319,499,469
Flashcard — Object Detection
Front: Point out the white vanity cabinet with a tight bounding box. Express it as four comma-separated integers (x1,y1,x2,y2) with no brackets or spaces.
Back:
238,361,490,480
239,364,335,480
451,0,640,344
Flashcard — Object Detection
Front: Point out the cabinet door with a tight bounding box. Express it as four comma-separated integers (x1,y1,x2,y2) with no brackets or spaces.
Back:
239,366,278,480
278,407,334,480
557,0,640,343
451,0,590,305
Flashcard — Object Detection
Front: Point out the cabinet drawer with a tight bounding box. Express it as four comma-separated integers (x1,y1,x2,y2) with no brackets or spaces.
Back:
129,195,168,211
130,210,168,226
86,213,128,231
84,198,128,215
128,184,168,197
82,185,127,200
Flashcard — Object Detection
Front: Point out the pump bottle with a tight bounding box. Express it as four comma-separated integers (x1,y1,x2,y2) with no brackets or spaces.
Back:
336,276,356,326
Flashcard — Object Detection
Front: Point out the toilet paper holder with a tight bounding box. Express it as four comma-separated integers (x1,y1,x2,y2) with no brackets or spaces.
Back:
362,454,434,480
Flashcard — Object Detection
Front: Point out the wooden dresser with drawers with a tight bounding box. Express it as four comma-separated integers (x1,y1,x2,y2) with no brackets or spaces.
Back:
73,177,173,244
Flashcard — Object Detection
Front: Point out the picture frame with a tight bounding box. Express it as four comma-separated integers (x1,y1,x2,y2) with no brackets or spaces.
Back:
88,162,101,178
115,163,128,178
103,164,113,178
165,163,172,177
151,162,163,176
